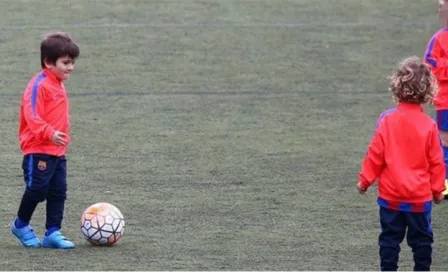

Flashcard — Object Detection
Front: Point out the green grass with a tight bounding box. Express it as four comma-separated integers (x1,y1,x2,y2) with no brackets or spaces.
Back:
0,0,445,270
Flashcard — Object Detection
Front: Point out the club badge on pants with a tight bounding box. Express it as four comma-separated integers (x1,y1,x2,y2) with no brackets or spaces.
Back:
38,160,46,171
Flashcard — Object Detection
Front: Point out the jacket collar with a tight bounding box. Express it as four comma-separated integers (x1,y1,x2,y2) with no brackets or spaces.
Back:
42,68,62,85
397,102,423,112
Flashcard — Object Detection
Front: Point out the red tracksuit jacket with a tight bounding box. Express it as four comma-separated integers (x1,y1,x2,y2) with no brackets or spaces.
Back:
18,69,71,156
425,28,448,110
358,103,445,212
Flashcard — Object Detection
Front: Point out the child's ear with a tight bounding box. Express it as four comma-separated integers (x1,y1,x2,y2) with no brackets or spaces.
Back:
43,58,53,69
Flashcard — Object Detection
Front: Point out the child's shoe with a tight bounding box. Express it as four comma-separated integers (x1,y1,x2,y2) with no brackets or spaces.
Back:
42,230,75,249
11,220,41,248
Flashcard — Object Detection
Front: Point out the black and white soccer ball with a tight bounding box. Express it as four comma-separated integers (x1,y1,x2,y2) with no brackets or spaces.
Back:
81,202,125,246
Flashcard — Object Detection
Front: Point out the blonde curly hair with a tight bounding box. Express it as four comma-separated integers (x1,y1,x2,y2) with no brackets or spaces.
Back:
388,56,438,104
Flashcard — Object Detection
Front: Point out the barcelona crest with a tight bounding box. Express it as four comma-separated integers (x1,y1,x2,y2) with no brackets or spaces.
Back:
37,160,47,171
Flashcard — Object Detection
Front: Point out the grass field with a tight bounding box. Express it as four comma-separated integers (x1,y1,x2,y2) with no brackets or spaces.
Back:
0,0,445,270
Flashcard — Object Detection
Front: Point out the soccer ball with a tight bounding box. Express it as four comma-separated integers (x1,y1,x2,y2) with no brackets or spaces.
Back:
80,202,125,246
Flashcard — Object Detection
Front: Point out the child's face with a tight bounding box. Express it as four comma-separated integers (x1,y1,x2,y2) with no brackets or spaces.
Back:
45,55,75,81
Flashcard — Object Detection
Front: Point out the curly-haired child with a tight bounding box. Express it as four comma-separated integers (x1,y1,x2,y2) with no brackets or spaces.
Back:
357,56,446,271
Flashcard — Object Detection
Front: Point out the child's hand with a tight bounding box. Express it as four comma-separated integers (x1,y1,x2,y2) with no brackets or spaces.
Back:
357,183,367,194
51,131,68,146
434,194,444,204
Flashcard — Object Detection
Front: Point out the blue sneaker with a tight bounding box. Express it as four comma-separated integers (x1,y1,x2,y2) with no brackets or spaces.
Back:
42,231,75,249
11,220,41,248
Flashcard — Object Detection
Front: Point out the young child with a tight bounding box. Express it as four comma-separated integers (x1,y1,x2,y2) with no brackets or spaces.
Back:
357,56,446,271
11,32,79,249
424,0,448,198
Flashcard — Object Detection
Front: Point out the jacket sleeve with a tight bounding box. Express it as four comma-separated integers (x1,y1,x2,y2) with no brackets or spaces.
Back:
424,35,448,81
428,124,446,197
22,85,55,140
358,122,385,189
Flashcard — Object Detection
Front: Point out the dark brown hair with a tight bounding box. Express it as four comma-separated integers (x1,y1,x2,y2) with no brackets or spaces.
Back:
40,32,79,68
388,56,437,104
